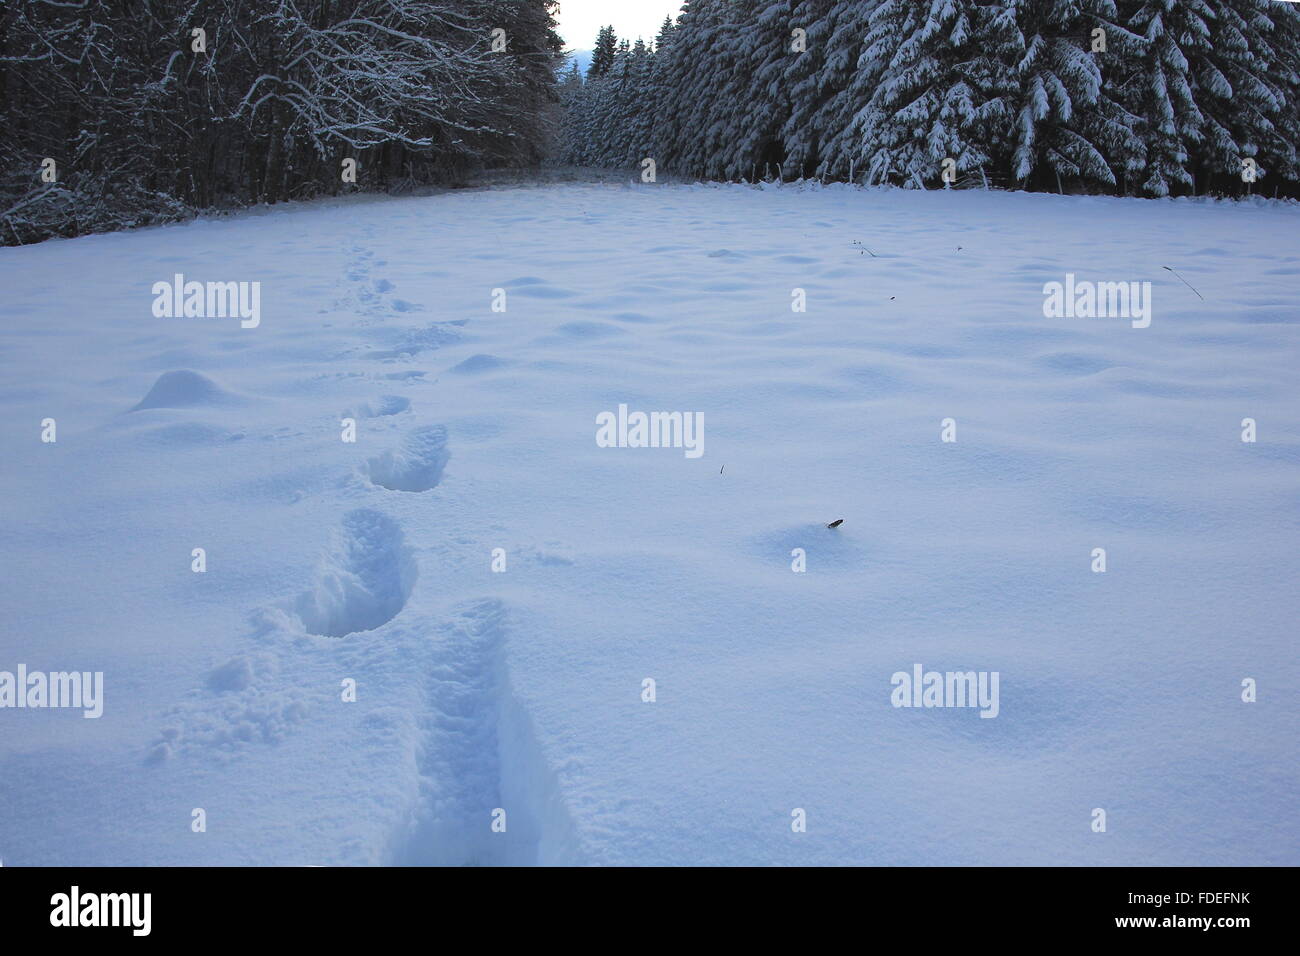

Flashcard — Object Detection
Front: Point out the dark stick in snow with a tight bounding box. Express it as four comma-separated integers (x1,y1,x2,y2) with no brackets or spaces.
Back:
1163,266,1204,300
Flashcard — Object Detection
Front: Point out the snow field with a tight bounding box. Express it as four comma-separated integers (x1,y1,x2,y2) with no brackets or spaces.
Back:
0,182,1297,865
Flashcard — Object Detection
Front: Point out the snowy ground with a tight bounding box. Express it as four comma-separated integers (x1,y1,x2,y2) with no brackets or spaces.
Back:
1,181,1297,866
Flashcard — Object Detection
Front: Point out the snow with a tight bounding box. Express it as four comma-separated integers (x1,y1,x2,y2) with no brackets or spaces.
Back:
0,182,1297,866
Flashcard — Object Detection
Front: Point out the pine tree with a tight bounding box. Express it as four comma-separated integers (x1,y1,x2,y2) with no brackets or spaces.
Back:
557,62,588,164
648,18,679,164
714,0,796,181
1266,0,1300,188
1005,0,1124,191
553,0,1300,197
793,0,877,181
660,0,734,177
656,16,677,52
1194,0,1300,192
1115,0,1215,195
591,25,619,76
623,39,658,167
849,0,1019,188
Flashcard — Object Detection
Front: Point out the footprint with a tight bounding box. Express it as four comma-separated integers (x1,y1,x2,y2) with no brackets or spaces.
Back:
367,425,450,492
348,395,410,418
396,599,509,865
392,598,578,865
149,509,414,760
293,509,417,638
363,322,461,361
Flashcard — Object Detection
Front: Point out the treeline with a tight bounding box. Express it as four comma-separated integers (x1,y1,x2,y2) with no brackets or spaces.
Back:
0,0,563,244
561,0,1300,198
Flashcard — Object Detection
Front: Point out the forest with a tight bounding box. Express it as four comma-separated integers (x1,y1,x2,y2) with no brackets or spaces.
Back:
4,1,1299,245
0,0,564,244
562,0,1300,197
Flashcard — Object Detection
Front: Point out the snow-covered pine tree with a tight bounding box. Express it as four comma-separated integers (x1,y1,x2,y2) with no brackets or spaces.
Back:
622,38,660,169
656,16,677,53
659,0,804,181
591,26,619,77
1266,0,1300,188
577,63,614,165
799,0,883,181
660,0,737,178
579,32,656,169
1004,0,1122,192
648,17,680,169
1191,0,1300,192
718,0,798,181
1112,0,1217,195
722,0,867,182
556,62,590,165
482,0,567,169
848,0,1019,188
586,38,646,168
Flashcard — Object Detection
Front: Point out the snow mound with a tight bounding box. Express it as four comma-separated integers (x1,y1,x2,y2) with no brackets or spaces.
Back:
130,369,243,411
449,353,506,375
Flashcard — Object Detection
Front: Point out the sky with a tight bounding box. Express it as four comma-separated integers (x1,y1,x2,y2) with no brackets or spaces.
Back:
552,0,684,50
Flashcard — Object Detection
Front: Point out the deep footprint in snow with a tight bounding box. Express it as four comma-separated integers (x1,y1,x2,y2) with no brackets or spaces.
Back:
366,425,450,492
293,509,417,637
393,598,576,865
397,599,511,865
